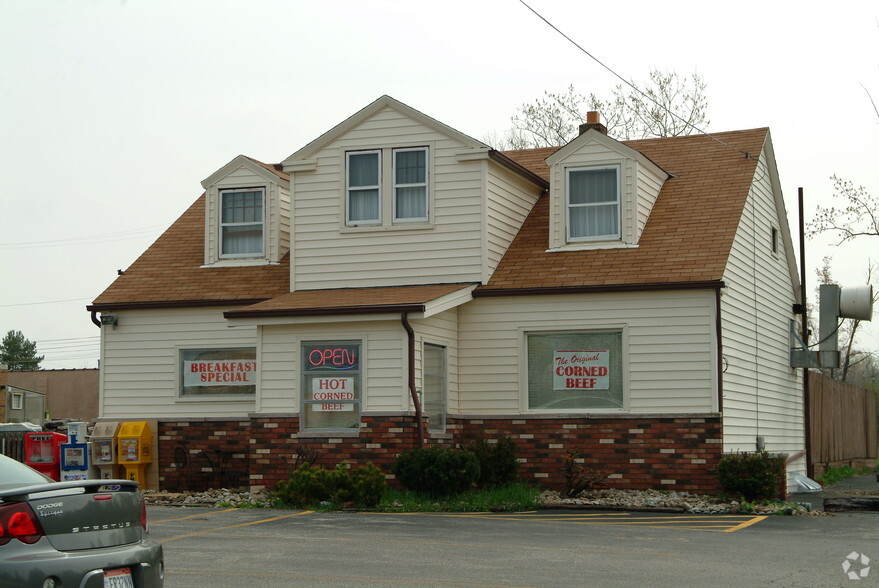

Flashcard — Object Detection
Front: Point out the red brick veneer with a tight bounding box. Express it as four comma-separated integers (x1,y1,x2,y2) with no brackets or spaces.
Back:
157,414,722,494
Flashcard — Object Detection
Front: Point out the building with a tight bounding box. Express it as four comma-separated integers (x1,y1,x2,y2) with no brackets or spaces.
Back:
88,96,803,493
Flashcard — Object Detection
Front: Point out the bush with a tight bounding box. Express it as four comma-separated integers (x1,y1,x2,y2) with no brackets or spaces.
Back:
392,445,480,498
272,462,387,509
461,437,519,489
562,451,607,497
717,451,785,502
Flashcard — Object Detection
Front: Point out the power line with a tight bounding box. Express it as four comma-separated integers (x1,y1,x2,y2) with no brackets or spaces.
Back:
0,297,92,308
517,0,749,157
0,225,166,249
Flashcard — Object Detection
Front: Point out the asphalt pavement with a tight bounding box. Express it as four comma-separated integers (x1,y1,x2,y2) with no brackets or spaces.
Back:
789,472,879,511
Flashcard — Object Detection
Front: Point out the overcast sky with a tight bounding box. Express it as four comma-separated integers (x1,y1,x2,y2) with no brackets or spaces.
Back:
1,0,877,369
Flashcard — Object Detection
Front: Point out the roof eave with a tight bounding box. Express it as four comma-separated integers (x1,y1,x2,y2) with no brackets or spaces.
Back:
474,280,726,298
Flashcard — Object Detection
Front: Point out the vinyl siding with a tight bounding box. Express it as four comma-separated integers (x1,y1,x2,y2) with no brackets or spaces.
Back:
458,291,717,415
485,164,542,280
258,321,408,414
720,148,803,466
289,107,486,290
99,307,258,419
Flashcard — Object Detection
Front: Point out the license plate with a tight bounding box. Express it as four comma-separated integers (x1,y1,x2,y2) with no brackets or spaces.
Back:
104,568,134,588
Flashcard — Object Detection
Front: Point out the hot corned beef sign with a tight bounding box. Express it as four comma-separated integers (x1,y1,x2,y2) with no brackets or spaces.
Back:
183,359,257,386
553,350,609,390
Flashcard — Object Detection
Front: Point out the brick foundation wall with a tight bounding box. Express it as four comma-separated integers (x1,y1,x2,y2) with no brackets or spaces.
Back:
158,420,251,491
156,414,722,495
450,416,723,494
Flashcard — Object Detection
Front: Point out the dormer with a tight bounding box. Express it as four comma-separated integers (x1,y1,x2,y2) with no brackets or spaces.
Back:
201,155,291,267
545,113,668,251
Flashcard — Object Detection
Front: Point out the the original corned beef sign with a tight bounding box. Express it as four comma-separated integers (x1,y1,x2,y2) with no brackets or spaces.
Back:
183,360,257,386
553,350,609,390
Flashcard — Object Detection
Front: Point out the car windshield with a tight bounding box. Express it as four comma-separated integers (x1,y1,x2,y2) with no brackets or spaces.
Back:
0,454,51,491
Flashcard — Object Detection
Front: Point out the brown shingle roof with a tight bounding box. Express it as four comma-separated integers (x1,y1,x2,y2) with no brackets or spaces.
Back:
90,129,768,309
225,283,475,318
89,194,290,310
478,129,768,294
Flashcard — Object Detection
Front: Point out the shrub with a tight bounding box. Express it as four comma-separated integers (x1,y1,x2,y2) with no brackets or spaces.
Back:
562,451,607,497
461,437,519,489
272,462,387,509
392,445,480,498
717,451,785,502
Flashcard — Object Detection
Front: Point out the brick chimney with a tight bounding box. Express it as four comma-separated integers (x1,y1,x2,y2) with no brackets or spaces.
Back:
578,111,607,135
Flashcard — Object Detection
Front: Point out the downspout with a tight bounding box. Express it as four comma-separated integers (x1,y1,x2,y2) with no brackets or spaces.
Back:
401,312,424,448
91,310,101,328
715,288,724,413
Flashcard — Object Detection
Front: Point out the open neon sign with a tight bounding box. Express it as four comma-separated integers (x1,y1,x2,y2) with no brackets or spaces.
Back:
305,345,358,371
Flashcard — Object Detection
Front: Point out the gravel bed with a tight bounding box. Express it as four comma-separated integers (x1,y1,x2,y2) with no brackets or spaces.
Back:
143,487,827,515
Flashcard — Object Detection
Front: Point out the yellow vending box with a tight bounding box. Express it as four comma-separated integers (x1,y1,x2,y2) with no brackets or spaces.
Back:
90,421,121,480
117,421,152,488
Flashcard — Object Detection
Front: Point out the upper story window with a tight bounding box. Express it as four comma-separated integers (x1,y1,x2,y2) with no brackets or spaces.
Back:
346,146,429,227
347,150,381,225
394,147,428,222
566,165,620,242
220,188,265,257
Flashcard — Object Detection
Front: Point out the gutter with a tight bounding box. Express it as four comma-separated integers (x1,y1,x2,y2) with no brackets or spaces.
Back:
474,280,725,298
401,312,425,448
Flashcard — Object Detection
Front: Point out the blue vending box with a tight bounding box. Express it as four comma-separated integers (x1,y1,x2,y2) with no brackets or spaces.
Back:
60,422,91,481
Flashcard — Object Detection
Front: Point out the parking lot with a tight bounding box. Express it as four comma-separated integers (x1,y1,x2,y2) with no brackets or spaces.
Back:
148,506,879,587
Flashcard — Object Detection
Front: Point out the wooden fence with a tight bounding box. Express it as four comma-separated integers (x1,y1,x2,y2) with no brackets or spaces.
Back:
0,431,26,462
809,372,878,476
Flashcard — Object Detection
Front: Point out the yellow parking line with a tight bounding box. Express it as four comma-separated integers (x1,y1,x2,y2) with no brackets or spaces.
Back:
150,508,239,524
158,510,314,543
723,515,768,532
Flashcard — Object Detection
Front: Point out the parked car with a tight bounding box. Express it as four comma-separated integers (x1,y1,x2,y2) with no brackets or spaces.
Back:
0,453,163,587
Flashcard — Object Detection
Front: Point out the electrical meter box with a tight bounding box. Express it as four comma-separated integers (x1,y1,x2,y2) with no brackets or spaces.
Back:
60,422,92,482
90,421,122,480
25,431,68,481
117,421,152,487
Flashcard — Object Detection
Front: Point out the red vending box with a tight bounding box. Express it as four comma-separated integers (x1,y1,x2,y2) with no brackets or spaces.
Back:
24,431,68,481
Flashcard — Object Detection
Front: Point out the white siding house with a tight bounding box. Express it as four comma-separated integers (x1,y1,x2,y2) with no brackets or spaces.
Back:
90,96,804,494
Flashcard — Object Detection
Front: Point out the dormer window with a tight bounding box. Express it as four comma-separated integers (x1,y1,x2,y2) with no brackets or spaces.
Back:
220,187,265,257
345,146,430,227
347,150,381,225
567,165,620,242
393,147,428,222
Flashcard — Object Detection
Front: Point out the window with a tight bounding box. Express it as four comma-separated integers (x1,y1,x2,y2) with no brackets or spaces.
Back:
567,166,620,241
301,341,361,431
423,343,447,432
394,147,428,222
527,330,623,410
770,226,779,255
347,151,381,224
10,392,23,411
220,188,264,257
180,348,257,397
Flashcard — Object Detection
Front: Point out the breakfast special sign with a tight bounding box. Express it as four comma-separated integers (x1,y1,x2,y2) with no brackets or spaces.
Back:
553,350,609,390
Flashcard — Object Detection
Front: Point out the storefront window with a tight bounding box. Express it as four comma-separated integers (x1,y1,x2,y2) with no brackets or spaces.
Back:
179,348,257,397
527,331,623,410
301,341,361,431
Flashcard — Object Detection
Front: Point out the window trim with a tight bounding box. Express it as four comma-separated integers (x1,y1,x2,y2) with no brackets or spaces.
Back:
346,150,382,226
10,392,23,411
565,165,621,243
523,327,627,413
300,340,362,433
176,346,258,401
392,147,429,223
219,187,266,259
423,342,447,433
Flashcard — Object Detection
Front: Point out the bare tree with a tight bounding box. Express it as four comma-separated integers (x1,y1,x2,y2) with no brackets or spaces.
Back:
489,69,709,149
808,176,879,244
